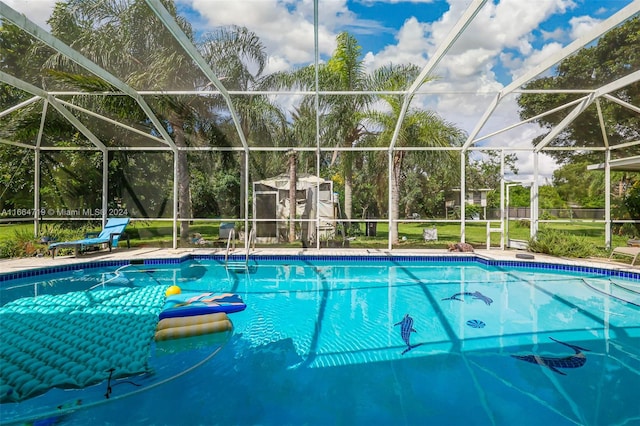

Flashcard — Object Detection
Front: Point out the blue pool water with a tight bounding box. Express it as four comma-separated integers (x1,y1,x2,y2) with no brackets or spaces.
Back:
1,257,639,425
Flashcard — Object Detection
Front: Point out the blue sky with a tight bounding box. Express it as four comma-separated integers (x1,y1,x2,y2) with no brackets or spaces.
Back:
5,0,637,182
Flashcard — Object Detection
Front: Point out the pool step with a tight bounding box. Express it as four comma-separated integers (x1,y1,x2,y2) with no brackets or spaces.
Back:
225,261,249,272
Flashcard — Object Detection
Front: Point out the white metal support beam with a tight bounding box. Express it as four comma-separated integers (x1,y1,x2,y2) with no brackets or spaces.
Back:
144,0,249,151
472,97,585,144
534,95,592,153
314,0,321,250
0,139,34,149
604,150,611,249
0,95,40,118
34,147,40,235
388,149,393,250
33,101,47,236
596,99,610,150
596,97,612,248
603,94,640,114
594,69,640,97
499,150,505,246
460,151,466,243
462,93,500,150
172,154,179,249
0,2,178,152
462,2,640,151
531,153,539,239
0,70,107,151
504,3,639,97
102,152,108,227
409,0,487,96
57,99,167,146
610,140,640,151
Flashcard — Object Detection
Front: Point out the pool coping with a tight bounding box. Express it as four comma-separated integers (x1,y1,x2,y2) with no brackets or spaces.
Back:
1,247,639,282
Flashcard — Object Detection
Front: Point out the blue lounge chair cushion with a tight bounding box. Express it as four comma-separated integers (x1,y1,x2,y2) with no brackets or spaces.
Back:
49,217,130,257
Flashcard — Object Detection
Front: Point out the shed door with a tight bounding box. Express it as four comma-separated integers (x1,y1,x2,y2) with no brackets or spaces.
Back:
255,192,277,237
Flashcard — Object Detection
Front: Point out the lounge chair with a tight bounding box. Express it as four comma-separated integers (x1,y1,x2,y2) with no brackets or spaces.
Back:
609,245,640,266
49,217,130,258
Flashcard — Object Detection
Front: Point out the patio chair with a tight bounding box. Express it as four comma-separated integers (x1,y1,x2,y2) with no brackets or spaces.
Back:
49,217,130,258
609,245,640,266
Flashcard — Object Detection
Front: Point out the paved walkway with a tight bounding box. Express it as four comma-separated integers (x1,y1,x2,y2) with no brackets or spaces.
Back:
1,246,638,274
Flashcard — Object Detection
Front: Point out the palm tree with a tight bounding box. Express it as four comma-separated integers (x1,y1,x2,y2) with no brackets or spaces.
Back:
264,32,371,223
200,25,288,218
364,64,465,243
321,33,371,223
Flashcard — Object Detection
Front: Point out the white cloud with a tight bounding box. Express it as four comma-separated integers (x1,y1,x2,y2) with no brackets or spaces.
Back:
363,17,430,70
265,55,292,74
361,0,579,93
541,27,566,41
509,41,564,81
510,151,559,186
434,0,576,79
186,0,351,69
569,15,601,39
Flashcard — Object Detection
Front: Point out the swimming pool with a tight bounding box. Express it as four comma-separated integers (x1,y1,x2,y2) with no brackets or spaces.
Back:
1,255,639,425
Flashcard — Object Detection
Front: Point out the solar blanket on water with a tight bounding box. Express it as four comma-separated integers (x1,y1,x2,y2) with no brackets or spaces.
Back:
0,285,166,403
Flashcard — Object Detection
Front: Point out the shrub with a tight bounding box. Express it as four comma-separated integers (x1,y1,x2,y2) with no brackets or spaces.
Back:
0,223,89,258
615,223,638,239
528,229,597,258
539,210,557,220
0,228,40,258
465,203,482,219
0,239,21,258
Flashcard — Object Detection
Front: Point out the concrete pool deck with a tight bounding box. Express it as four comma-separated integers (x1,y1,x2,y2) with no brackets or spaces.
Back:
1,246,638,275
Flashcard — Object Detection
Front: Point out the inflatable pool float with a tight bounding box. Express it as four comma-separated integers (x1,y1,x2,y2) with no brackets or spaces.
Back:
159,292,246,320
155,312,232,341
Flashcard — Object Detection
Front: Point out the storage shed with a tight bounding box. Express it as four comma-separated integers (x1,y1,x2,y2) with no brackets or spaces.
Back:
252,174,336,244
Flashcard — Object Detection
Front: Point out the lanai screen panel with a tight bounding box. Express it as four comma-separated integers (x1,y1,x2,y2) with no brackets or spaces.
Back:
108,151,174,218
0,145,35,219
0,0,639,249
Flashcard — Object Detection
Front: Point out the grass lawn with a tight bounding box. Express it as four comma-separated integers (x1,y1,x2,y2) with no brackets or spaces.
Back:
0,219,629,258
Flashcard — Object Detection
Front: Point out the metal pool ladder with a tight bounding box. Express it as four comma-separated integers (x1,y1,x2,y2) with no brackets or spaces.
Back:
225,227,256,272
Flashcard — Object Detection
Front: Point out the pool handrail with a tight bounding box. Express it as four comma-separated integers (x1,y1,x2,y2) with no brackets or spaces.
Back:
224,228,236,266
225,227,255,270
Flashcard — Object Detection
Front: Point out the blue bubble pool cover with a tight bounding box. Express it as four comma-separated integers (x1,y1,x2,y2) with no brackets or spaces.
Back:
0,285,167,403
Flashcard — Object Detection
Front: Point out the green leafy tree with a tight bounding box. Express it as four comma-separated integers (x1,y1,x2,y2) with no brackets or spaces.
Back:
0,20,59,212
622,179,640,236
0,1,201,236
539,185,567,210
322,33,371,222
264,32,371,222
0,146,33,211
552,160,607,207
508,186,530,207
